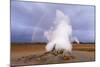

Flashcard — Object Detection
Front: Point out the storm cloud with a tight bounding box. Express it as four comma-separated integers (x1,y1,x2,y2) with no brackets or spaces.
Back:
11,1,95,43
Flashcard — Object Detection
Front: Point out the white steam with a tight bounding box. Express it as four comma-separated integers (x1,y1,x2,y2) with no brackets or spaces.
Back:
44,10,79,54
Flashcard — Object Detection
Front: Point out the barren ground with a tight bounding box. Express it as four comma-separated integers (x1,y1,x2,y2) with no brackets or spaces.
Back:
11,43,95,67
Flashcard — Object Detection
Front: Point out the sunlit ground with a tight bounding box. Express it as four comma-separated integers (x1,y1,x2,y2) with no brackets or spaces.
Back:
11,43,95,66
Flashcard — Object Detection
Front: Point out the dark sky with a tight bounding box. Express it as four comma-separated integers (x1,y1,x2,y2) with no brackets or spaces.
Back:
11,0,95,43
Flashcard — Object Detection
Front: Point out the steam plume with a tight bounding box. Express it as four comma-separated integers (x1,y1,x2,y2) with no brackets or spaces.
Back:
44,10,79,55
